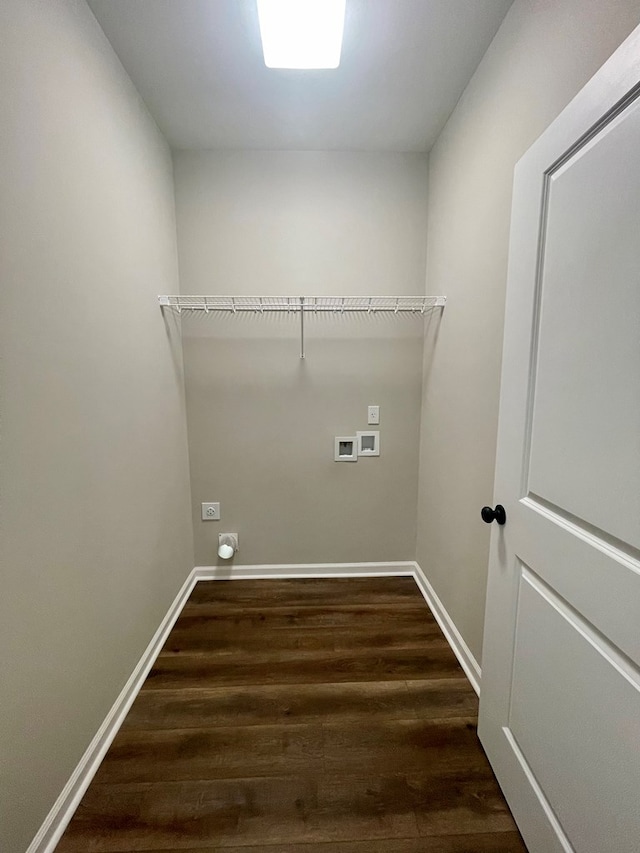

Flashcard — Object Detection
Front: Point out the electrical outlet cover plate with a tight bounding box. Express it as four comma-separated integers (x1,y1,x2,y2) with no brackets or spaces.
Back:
367,405,380,425
201,502,220,520
357,431,380,456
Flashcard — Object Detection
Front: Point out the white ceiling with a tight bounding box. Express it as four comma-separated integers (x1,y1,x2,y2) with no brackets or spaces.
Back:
88,0,513,152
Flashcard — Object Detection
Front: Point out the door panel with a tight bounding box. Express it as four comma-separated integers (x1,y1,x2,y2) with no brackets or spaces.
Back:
509,567,640,853
478,23,640,853
528,97,640,547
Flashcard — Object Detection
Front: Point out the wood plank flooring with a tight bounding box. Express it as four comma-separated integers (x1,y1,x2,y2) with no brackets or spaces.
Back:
56,577,527,852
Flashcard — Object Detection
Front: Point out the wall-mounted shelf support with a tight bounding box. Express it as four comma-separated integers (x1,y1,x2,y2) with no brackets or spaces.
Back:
158,295,446,358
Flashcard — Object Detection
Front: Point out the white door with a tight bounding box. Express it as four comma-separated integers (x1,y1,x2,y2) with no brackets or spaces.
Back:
478,24,640,853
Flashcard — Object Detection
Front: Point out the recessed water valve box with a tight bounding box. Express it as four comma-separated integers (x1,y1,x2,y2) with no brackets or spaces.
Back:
357,431,380,457
334,436,358,462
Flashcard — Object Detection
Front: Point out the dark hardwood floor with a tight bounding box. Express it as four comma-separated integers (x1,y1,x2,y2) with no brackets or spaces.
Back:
56,577,527,852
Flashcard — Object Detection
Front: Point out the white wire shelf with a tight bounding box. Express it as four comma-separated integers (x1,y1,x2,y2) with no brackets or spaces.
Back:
158,295,446,313
158,294,447,358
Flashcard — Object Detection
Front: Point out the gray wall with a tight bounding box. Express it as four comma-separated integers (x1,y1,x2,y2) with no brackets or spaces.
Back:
174,151,431,567
416,0,640,664
0,2,194,850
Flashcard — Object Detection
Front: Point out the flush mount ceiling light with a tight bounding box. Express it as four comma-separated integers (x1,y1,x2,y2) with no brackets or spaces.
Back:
257,0,346,69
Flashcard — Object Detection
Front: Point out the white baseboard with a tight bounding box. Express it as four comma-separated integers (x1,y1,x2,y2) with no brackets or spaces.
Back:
412,561,482,695
28,559,479,852
194,561,416,580
27,568,200,853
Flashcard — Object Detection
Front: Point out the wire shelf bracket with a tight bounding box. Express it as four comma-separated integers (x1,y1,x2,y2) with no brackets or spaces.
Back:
158,295,447,359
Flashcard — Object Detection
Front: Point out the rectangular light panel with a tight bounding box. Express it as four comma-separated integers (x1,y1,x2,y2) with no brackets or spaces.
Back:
257,0,346,69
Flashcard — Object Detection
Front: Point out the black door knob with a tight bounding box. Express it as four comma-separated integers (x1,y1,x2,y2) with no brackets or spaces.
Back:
481,504,506,525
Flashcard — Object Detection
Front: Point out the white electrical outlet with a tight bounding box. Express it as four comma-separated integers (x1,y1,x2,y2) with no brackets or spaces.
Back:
368,405,380,425
201,502,220,521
